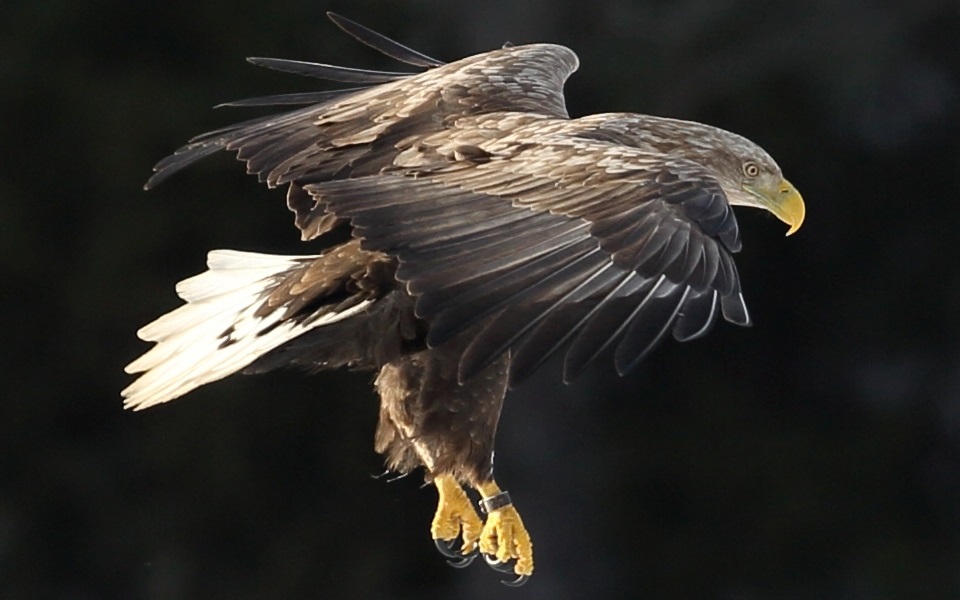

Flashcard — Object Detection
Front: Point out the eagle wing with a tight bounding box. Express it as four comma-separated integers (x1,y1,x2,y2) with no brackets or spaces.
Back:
144,15,747,384
314,129,746,384
145,17,577,241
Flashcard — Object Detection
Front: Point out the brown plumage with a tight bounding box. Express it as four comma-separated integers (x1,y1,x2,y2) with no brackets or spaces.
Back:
123,13,805,583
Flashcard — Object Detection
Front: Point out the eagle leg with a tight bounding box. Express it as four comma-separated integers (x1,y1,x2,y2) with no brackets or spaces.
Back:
474,480,534,584
431,474,483,565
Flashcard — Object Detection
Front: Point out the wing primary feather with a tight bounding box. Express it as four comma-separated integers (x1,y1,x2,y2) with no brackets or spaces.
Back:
144,145,225,190
410,222,590,293
398,211,547,262
671,234,706,285
427,239,604,322
672,290,719,342
414,236,598,317
183,115,278,144
188,104,319,144
423,235,598,345
326,12,445,68
632,221,689,276
561,276,666,381
720,292,751,326
214,89,365,108
508,271,647,384
618,218,672,268
458,255,620,381
245,57,412,83
714,251,741,296
613,285,691,375
362,207,536,254
145,105,323,190
692,242,721,292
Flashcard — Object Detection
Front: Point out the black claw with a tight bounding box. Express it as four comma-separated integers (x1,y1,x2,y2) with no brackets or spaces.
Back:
448,554,476,569
482,554,518,574
434,538,461,558
482,554,529,585
434,539,477,568
502,574,529,587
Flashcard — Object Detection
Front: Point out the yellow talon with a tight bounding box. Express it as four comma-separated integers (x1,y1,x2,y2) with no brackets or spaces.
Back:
431,474,483,555
476,481,534,576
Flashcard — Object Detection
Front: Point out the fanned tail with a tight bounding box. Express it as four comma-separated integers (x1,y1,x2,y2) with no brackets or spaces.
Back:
122,250,373,410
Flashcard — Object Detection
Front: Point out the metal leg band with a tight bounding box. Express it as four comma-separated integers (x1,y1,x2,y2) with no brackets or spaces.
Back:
479,490,512,514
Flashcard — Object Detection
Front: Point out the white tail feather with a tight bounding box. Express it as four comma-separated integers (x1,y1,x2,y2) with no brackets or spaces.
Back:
123,250,371,411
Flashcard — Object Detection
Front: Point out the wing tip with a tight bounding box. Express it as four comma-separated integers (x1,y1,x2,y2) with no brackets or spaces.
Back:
325,11,444,68
720,292,752,327
143,169,166,190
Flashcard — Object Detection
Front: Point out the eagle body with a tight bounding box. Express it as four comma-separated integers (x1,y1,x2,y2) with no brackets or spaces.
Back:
240,240,509,485
124,14,804,582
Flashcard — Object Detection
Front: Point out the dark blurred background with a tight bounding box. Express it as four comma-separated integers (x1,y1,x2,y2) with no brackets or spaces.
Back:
2,0,959,598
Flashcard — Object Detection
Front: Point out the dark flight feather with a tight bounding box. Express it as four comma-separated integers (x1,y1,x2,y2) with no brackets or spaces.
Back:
614,285,690,375
672,290,720,342
326,12,445,68
215,89,364,108
561,281,659,381
245,57,413,83
506,272,646,383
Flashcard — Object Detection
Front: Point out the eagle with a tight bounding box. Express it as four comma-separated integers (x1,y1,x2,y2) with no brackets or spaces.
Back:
123,13,805,585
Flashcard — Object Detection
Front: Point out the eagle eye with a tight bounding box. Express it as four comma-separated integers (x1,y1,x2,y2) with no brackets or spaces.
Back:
743,161,760,178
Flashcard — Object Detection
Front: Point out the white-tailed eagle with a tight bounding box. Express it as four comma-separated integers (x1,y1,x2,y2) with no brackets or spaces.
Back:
124,13,805,585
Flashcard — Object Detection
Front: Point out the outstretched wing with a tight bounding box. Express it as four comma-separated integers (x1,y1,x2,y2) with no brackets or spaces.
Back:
146,13,578,241
313,122,747,384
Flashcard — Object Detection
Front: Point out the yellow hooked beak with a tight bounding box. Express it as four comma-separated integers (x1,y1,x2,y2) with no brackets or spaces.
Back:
746,178,806,236
774,179,805,236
